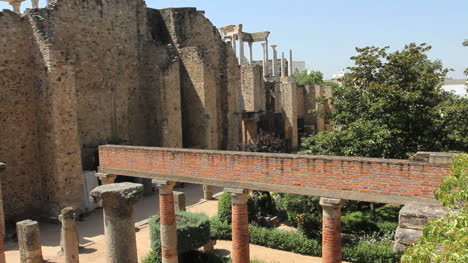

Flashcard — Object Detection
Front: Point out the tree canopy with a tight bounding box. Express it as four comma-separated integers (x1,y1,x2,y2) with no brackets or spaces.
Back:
301,43,467,159
294,70,324,85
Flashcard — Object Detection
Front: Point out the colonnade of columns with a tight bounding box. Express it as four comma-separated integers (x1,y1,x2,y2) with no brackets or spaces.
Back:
91,173,346,263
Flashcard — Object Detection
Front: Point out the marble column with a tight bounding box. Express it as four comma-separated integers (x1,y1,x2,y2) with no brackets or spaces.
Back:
10,1,21,14
238,32,244,65
231,36,237,58
225,188,250,263
271,45,278,77
17,220,43,263
59,208,79,263
156,181,178,263
281,52,286,77
320,198,345,263
248,42,253,64
289,49,294,76
262,42,269,77
32,0,39,9
90,183,143,263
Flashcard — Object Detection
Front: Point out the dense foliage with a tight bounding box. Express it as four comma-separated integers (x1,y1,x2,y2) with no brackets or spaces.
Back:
301,43,467,159
217,192,257,224
235,130,288,153
294,70,324,85
149,212,211,255
402,153,467,263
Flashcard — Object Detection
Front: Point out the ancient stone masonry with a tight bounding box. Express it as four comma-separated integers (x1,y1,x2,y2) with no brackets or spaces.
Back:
0,1,242,224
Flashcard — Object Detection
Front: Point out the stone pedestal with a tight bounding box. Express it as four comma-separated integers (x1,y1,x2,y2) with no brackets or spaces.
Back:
156,181,178,263
320,198,345,263
59,207,79,263
394,202,448,254
16,220,43,263
90,183,143,263
173,191,186,212
95,173,117,185
226,188,250,263
203,185,214,200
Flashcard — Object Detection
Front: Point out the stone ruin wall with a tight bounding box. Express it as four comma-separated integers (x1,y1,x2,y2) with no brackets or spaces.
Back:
0,0,241,223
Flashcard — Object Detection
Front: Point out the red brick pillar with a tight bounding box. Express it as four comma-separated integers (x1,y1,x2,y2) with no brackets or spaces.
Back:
157,181,178,263
226,188,250,263
320,198,345,263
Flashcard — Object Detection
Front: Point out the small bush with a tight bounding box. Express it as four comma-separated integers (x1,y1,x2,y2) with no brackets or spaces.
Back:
150,212,211,255
142,251,161,263
209,216,232,240
343,237,400,263
180,250,228,263
217,192,257,224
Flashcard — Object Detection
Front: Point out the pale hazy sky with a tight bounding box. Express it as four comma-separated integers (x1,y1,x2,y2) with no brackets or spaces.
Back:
2,0,467,79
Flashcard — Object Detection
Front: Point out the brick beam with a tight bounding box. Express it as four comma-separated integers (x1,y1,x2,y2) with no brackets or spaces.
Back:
98,145,453,204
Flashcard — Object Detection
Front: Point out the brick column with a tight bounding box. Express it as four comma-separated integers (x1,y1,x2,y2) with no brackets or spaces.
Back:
95,173,118,185
90,183,143,263
225,188,250,263
156,181,178,263
320,198,345,263
0,162,5,263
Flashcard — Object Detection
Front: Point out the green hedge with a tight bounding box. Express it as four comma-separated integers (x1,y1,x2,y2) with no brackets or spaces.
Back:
218,192,257,224
210,216,399,262
150,212,211,255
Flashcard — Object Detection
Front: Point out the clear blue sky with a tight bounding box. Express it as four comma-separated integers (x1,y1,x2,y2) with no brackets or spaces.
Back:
3,0,467,79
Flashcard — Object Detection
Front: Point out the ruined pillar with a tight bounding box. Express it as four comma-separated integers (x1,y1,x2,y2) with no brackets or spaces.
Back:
280,77,299,151
271,45,278,77
95,173,117,185
59,207,79,263
281,52,286,77
248,42,253,64
289,49,294,75
238,32,244,65
31,0,39,9
0,163,5,263
173,191,186,212
10,1,21,13
262,42,269,77
225,188,250,263
231,36,237,57
156,181,178,263
320,198,345,263
203,185,214,200
16,220,43,263
90,183,143,263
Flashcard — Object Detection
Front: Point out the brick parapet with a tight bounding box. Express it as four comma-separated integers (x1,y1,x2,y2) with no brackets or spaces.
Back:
99,146,452,204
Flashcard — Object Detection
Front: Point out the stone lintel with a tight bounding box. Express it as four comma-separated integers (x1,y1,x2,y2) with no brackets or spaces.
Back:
90,183,143,205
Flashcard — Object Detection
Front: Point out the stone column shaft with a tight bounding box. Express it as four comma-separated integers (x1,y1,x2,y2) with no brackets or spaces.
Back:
232,36,237,57
173,191,186,212
17,220,43,263
320,198,345,263
226,188,250,263
248,42,253,64
90,183,143,263
288,49,293,76
32,0,39,9
203,185,214,200
60,207,79,263
262,42,269,77
281,52,286,77
157,181,178,263
238,33,244,65
271,45,278,77
10,2,21,14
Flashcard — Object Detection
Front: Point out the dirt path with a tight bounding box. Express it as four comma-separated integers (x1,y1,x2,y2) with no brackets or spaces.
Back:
5,185,327,263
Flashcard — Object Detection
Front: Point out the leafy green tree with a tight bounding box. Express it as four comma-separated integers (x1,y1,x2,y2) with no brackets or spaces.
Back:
294,70,323,85
402,153,467,263
301,43,468,159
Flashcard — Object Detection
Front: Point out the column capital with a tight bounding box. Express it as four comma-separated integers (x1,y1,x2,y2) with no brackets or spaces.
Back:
155,180,176,194
271,44,277,49
224,188,250,204
95,173,117,184
90,182,143,207
320,198,345,219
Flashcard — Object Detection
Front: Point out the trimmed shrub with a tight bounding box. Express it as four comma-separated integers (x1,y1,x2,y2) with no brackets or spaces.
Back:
142,251,161,263
217,192,257,224
210,216,232,240
150,212,211,255
343,238,400,263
